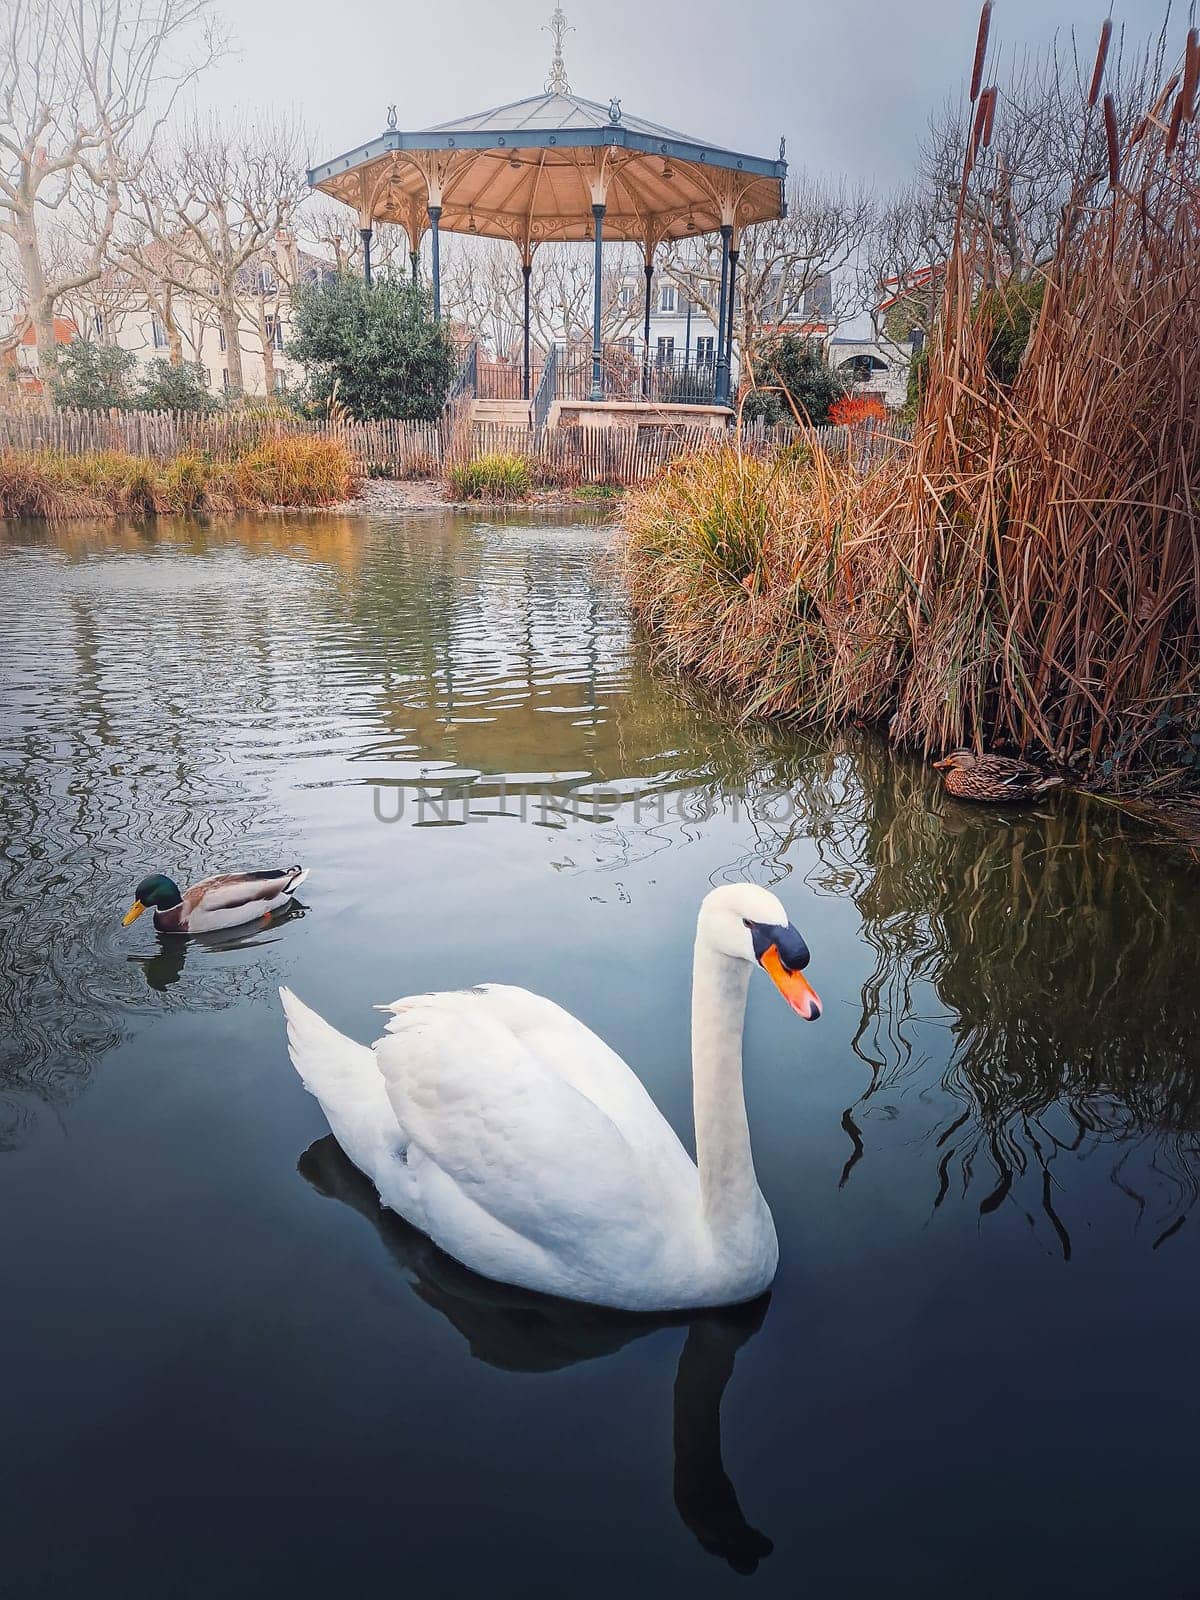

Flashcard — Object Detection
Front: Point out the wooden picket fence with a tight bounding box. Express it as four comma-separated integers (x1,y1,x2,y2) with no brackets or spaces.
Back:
0,407,912,488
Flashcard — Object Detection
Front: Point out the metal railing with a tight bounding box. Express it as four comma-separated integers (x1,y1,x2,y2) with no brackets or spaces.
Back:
531,342,558,431
476,361,545,401
446,341,479,405
643,352,721,406
554,343,723,406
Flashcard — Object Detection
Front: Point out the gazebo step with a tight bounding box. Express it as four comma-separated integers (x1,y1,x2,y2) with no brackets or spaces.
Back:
470,398,533,427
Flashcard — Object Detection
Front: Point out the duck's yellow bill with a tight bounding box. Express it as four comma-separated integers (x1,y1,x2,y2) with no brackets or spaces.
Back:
122,900,146,927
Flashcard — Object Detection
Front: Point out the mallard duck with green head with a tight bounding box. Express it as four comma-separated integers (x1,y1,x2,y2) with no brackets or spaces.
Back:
122,866,308,935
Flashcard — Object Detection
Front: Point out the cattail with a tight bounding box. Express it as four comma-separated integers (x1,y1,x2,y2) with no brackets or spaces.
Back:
1103,94,1120,186
1088,19,1112,107
981,85,998,147
1181,29,1198,124
1166,90,1185,157
971,92,989,153
970,2,992,102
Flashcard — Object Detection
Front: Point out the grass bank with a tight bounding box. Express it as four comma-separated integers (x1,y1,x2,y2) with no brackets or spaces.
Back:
0,436,353,522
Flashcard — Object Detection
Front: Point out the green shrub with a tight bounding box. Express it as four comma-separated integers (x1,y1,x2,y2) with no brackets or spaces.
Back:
287,271,457,422
741,335,847,426
980,277,1046,386
135,359,220,413
51,342,137,409
901,346,927,421
447,451,533,501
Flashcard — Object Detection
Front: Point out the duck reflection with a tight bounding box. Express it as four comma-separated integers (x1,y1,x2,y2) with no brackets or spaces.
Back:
299,1135,774,1576
127,901,308,992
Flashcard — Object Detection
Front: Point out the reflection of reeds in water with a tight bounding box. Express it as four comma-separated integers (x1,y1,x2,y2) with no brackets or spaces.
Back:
800,740,1200,1254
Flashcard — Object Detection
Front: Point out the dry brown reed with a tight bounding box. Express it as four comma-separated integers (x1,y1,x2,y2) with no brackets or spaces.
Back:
897,11,1200,774
625,9,1200,787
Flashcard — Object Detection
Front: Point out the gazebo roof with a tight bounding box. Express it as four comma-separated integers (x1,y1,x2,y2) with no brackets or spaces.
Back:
429,91,711,142
309,89,786,249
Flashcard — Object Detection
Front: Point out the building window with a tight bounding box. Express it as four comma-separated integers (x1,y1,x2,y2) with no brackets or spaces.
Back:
659,285,676,313
93,311,105,337
151,315,167,349
656,336,675,364
222,368,230,391
265,313,284,351
695,336,715,364
618,284,634,309
218,326,226,351
202,368,210,389
259,266,278,295
273,370,286,393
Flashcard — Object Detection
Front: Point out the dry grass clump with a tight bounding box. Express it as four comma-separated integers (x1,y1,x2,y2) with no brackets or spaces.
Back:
447,451,533,501
626,12,1200,787
0,436,354,522
224,435,353,508
624,446,910,725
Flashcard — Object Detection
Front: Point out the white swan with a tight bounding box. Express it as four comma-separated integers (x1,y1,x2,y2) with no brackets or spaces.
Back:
280,884,821,1312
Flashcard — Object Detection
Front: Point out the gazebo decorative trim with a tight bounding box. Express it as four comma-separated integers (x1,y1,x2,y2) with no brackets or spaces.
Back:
309,28,786,408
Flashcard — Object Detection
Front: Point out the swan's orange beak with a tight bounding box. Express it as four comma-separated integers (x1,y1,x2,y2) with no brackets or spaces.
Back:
759,944,822,1021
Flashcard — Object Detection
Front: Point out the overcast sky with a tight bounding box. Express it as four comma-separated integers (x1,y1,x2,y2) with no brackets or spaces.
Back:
213,0,1182,187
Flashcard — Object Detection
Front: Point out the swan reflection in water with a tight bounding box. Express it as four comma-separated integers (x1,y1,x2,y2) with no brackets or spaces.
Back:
299,1135,774,1576
126,901,308,993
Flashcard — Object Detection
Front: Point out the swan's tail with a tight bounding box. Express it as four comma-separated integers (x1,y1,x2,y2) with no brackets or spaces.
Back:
280,987,397,1178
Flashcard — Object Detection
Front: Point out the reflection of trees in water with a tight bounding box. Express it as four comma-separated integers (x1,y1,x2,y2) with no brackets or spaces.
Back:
0,524,319,1147
299,1135,773,1576
800,740,1200,1254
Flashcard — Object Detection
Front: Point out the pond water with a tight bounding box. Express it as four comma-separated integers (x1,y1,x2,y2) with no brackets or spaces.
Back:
1,509,1198,1597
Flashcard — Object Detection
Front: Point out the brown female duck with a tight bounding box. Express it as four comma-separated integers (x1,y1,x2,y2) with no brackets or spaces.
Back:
932,750,1063,803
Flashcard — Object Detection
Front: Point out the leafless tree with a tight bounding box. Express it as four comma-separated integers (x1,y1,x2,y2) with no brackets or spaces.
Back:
0,0,225,401
858,182,948,361
918,17,1172,281
299,196,412,279
127,109,309,394
440,237,634,357
658,173,873,371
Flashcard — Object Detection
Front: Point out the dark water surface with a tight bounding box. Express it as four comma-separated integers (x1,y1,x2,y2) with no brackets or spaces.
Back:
1,510,1198,1598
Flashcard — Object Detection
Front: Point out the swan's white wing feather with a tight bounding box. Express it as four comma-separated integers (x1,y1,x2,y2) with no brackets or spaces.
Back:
378,984,696,1179
374,993,687,1300
280,986,420,1222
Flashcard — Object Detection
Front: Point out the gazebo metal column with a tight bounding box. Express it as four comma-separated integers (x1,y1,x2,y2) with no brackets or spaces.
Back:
725,231,740,399
714,222,733,406
590,200,606,401
641,248,654,399
360,225,373,289
521,247,534,401
428,203,442,319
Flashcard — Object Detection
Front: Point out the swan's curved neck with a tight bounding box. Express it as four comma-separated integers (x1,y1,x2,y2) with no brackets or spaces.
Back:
690,936,760,1238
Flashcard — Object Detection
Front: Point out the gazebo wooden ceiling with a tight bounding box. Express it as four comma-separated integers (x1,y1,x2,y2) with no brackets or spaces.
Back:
309,92,787,250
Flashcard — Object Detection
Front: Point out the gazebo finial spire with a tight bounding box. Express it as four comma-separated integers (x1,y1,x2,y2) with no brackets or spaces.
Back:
544,5,572,95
